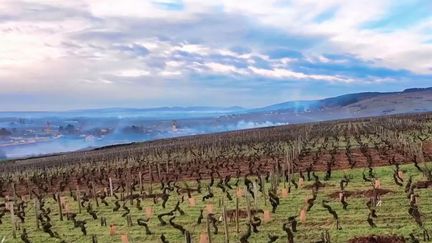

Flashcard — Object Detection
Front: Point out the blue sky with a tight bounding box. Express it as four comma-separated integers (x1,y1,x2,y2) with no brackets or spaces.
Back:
0,0,431,111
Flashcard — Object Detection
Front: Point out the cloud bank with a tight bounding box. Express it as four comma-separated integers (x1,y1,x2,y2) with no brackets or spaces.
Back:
0,0,431,110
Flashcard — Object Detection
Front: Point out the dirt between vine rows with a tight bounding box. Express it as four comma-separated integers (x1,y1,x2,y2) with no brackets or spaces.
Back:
328,189,393,199
348,235,406,243
424,142,432,154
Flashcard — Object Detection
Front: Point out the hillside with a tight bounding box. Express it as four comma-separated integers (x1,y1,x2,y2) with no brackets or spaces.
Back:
244,87,432,122
258,87,432,113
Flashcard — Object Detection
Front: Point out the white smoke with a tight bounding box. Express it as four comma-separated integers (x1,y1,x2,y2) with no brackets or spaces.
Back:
235,120,289,130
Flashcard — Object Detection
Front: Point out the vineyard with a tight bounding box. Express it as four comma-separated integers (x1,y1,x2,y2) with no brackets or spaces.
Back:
1,112,432,242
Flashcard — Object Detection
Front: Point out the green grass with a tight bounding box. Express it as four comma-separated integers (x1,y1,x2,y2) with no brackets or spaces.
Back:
1,163,432,242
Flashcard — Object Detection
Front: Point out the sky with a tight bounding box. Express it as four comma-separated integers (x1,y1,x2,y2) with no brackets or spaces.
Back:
0,0,432,111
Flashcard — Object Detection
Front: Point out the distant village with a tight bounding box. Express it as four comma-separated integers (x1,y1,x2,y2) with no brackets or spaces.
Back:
0,119,179,149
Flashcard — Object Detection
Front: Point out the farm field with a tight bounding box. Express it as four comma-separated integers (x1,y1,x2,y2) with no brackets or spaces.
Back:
1,163,432,242
0,112,432,242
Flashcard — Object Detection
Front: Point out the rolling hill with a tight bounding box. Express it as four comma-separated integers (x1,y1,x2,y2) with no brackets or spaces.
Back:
245,87,432,122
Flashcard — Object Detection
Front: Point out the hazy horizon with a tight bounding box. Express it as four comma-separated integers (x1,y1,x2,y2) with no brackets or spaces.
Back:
0,86,431,112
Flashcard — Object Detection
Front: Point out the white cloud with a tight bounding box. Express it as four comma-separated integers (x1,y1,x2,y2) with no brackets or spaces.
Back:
114,69,151,77
160,70,182,76
204,62,244,75
248,67,353,83
0,0,430,110
188,0,432,73
174,44,211,55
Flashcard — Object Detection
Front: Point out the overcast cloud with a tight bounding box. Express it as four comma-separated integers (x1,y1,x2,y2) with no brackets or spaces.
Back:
0,0,431,110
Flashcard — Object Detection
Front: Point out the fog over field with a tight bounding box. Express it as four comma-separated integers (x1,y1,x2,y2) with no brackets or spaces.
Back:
1,88,432,159
0,107,288,159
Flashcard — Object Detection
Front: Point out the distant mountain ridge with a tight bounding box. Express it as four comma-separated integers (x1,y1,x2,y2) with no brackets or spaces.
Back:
0,106,246,119
236,87,432,124
1,87,431,120
255,87,432,114
71,106,245,113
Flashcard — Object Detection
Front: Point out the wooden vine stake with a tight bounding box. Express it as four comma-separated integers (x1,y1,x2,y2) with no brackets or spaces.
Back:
288,159,293,188
109,177,113,197
57,193,63,221
166,160,169,177
76,184,82,214
157,164,162,181
222,199,229,243
269,171,275,191
10,201,16,239
253,181,258,208
206,215,213,243
128,179,133,206
139,171,143,195
260,175,267,206
275,163,280,187
282,163,286,188
245,186,251,222
34,198,40,229
300,207,307,223
12,183,17,202
92,182,99,207
235,196,239,234
149,163,153,194
60,196,67,210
